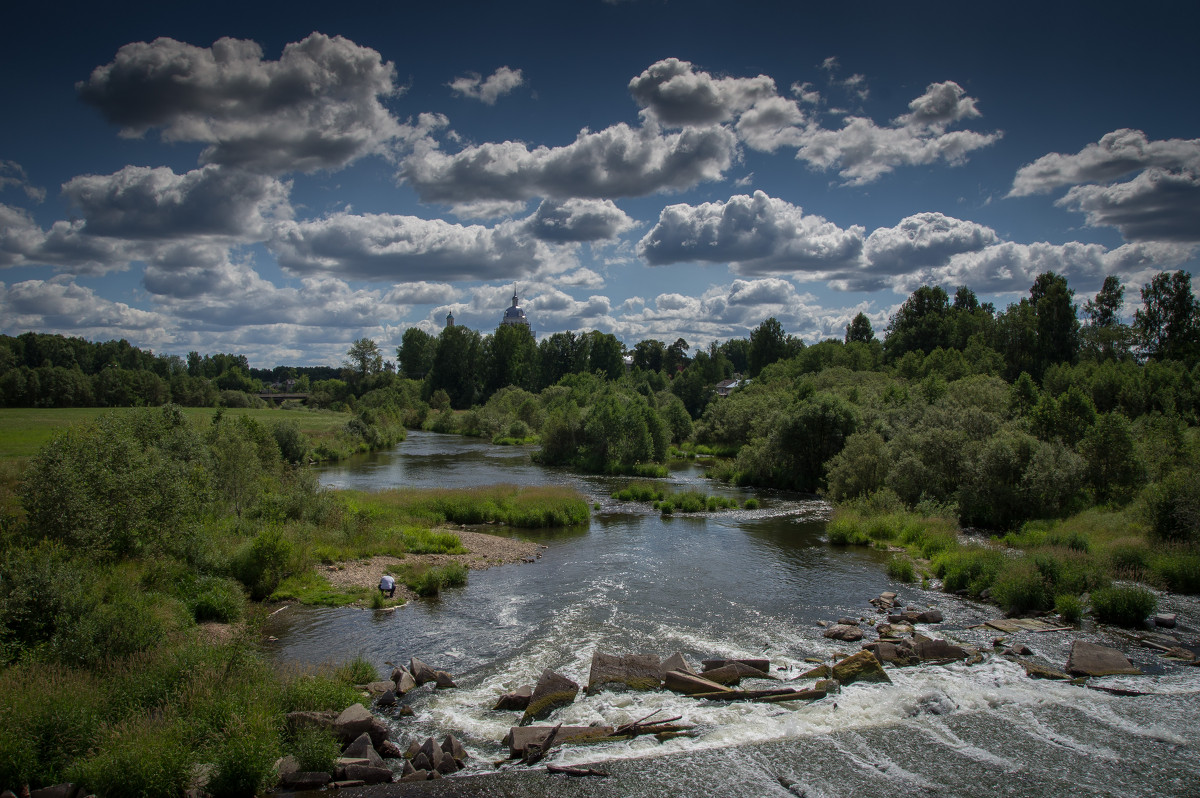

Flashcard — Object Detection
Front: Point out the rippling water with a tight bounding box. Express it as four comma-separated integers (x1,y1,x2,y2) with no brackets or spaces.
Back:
265,431,1200,796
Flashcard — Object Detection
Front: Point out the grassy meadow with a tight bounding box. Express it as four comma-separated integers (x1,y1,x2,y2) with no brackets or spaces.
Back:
0,406,354,462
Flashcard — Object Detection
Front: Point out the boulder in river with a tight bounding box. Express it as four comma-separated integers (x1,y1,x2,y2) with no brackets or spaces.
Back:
521,668,580,724
494,684,533,711
866,640,920,666
409,657,439,686
434,670,458,689
1065,641,1142,677
831,650,891,685
343,732,384,768
587,651,662,694
392,667,417,695
663,669,732,695
824,624,864,642
701,661,774,685
915,638,968,661
441,734,468,764
333,704,388,747
660,652,695,677
702,658,770,673
797,663,830,679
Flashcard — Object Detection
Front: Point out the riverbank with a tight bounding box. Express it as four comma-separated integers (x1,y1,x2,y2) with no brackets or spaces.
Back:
319,529,542,604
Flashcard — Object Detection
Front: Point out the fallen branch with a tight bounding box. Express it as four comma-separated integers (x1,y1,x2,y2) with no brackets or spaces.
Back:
614,712,683,736
521,723,562,767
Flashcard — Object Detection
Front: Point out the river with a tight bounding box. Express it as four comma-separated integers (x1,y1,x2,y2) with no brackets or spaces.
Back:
265,431,1200,797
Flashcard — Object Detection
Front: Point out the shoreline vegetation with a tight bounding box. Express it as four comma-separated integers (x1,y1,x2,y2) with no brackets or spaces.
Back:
0,405,589,793
2,269,1198,793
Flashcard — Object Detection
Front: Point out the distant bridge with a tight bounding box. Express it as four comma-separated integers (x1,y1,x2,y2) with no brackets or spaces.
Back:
256,392,310,404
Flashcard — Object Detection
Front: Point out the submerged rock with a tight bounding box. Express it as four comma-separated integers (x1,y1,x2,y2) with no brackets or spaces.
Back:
521,668,580,724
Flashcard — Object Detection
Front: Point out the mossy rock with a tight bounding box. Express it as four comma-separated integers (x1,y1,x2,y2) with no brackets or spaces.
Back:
520,668,580,724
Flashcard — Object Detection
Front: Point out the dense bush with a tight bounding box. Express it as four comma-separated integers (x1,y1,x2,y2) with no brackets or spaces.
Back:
21,406,209,556
1091,585,1158,627
1144,468,1200,544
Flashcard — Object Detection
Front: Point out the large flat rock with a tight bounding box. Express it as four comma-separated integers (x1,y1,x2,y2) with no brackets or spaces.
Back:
1065,641,1142,676
587,651,662,694
505,725,615,758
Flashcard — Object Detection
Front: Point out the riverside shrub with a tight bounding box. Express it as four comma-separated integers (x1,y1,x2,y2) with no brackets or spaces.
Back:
1091,585,1158,627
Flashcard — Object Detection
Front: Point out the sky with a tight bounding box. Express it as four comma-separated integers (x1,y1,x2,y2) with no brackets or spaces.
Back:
1,0,1198,368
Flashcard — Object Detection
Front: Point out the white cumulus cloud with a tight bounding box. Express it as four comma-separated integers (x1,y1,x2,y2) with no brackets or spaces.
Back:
77,33,404,174
449,66,525,104
637,191,865,275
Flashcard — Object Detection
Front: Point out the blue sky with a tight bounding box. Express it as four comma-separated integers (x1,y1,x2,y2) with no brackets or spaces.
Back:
2,0,1197,367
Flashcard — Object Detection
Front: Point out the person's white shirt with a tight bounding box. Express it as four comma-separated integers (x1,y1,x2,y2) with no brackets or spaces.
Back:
379,574,395,590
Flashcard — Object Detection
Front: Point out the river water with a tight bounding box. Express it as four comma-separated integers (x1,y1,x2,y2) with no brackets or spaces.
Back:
265,431,1200,797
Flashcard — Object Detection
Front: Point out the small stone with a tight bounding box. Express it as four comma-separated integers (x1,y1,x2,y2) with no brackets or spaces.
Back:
1155,613,1178,629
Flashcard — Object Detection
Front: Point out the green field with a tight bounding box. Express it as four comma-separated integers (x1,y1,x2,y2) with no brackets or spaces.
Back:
0,406,353,461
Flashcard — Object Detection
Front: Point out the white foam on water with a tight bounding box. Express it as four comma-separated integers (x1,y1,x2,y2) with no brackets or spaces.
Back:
827,730,936,789
911,718,1021,772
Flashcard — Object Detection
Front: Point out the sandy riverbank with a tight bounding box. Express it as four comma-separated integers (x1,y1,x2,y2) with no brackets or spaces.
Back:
320,527,543,603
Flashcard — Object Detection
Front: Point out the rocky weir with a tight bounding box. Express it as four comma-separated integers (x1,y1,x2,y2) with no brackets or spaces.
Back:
257,590,1199,790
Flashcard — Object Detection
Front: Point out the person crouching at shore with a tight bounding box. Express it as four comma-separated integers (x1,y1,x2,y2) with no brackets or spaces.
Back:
379,573,396,598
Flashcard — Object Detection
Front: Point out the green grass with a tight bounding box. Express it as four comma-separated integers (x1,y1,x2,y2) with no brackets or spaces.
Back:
886,555,915,582
362,484,590,528
389,562,469,597
612,483,666,503
0,406,353,462
612,485,740,514
269,571,378,606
